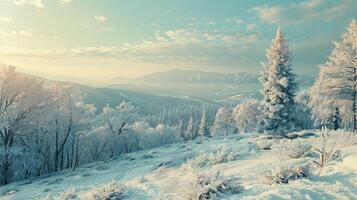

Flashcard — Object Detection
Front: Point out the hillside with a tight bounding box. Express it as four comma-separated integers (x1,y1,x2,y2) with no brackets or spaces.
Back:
72,84,217,115
21,73,218,115
1,130,356,200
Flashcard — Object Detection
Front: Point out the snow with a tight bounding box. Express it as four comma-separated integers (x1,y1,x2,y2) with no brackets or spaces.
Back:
342,146,357,171
1,131,357,200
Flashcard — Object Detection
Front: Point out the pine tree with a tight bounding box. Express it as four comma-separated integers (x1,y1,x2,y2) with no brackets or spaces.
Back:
198,110,210,139
178,118,185,139
309,20,357,132
258,27,298,135
332,107,341,130
185,116,194,140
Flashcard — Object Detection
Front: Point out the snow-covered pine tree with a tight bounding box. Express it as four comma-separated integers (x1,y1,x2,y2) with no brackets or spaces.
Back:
185,116,195,141
258,27,298,135
332,107,341,130
178,118,185,139
198,110,210,139
309,20,357,131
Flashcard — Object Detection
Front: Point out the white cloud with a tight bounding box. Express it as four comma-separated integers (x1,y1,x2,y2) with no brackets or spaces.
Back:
246,23,257,31
59,0,72,4
94,16,107,22
298,0,323,9
207,20,216,26
0,29,259,65
6,0,45,8
253,0,356,24
0,16,12,22
253,6,283,24
0,29,35,37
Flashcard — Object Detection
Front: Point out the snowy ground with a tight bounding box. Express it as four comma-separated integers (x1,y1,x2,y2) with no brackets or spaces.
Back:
1,130,357,200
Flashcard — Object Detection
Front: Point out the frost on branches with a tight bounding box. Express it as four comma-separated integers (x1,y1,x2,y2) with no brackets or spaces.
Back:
258,27,298,135
309,20,357,131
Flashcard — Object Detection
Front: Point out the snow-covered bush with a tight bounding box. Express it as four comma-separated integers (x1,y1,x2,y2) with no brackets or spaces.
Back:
82,180,126,200
312,128,341,175
256,138,276,150
57,187,77,200
265,165,310,185
192,170,243,200
181,148,238,171
35,187,77,200
272,139,312,158
0,189,16,200
35,194,53,200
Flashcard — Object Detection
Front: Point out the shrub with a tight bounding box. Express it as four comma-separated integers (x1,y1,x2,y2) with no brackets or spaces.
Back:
35,187,77,200
256,139,276,150
265,165,310,185
181,148,239,171
57,187,77,200
272,139,312,158
193,170,243,200
82,180,126,200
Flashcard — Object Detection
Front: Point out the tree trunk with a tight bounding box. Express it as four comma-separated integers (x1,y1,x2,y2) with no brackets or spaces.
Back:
353,92,356,132
353,67,357,133
1,151,10,185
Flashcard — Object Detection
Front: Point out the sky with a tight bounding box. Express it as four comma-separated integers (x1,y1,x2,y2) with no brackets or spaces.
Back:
0,0,356,86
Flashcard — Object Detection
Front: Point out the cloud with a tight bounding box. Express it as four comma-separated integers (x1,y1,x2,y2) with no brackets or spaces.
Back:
253,0,356,24
246,23,257,31
6,0,45,8
0,29,35,37
59,0,72,4
0,29,259,66
298,0,323,9
0,16,12,22
94,16,107,22
253,6,282,24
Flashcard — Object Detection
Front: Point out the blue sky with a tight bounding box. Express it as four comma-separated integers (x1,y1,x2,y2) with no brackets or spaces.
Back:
0,0,356,85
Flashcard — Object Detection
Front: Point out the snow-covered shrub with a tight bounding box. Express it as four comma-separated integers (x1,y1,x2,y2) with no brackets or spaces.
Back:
0,189,16,200
256,138,276,150
82,180,126,200
272,139,312,158
181,154,210,171
35,187,77,200
265,165,310,185
312,128,341,175
181,148,238,171
57,187,77,200
208,148,238,165
35,194,53,200
193,170,243,200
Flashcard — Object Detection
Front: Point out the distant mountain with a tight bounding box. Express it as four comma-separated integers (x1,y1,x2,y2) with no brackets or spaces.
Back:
73,84,216,115
21,73,217,115
110,69,315,102
137,69,259,84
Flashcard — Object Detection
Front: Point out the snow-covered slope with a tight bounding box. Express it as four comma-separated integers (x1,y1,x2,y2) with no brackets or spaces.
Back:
1,130,357,200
